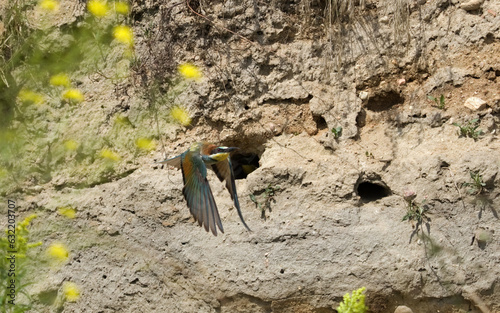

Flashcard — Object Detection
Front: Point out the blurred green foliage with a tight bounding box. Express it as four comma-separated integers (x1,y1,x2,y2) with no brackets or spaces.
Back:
0,0,138,194
0,214,42,312
0,0,199,195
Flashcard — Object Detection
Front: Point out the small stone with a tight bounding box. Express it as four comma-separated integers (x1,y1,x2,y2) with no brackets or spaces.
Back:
397,78,406,86
464,97,487,111
379,16,389,24
394,306,414,313
359,91,369,100
460,0,484,11
475,228,493,245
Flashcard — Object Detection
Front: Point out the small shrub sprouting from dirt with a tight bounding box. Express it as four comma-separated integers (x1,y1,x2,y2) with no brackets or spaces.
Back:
331,126,343,139
402,190,429,225
453,119,483,140
463,170,486,195
250,184,281,220
427,94,445,110
337,287,368,313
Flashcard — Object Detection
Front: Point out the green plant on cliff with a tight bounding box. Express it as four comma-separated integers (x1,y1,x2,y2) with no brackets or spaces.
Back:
337,287,368,313
250,184,281,220
0,214,42,312
463,170,486,195
331,126,343,139
402,190,429,224
427,94,446,110
453,119,483,140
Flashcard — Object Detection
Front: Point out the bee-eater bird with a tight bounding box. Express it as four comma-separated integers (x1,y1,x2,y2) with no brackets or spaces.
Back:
158,142,251,236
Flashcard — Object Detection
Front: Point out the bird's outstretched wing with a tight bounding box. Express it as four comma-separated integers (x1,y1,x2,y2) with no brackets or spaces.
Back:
157,155,182,169
211,158,252,231
181,151,224,236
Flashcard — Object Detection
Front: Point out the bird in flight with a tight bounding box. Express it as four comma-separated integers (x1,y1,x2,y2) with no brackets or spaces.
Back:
158,142,251,236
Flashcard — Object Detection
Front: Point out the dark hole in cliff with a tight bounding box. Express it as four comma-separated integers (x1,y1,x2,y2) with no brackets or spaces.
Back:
313,115,328,130
356,108,366,128
484,33,494,44
357,181,391,202
231,152,260,179
366,90,404,112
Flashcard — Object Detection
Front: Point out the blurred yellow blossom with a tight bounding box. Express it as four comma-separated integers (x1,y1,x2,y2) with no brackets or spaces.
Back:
113,25,133,45
18,89,44,105
170,106,191,126
88,0,109,17
64,139,79,151
50,73,71,87
63,282,80,302
178,63,202,81
113,1,129,14
58,206,76,219
47,243,69,262
39,0,60,11
135,138,156,151
63,89,84,103
99,149,121,161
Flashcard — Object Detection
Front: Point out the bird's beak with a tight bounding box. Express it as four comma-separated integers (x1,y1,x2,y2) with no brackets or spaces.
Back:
221,147,239,153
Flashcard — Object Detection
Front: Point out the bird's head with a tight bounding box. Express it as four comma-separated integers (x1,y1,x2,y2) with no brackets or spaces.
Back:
207,145,239,162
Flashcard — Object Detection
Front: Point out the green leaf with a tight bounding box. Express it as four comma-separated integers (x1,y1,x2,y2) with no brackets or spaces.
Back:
332,126,343,138
249,194,257,203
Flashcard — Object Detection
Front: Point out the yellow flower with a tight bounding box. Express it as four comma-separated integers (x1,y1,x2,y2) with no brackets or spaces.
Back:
99,149,121,162
88,0,109,17
50,73,71,87
58,206,76,219
18,89,44,105
135,138,156,151
64,140,79,151
113,1,129,14
178,63,202,81
113,25,133,45
63,282,80,302
39,0,60,11
170,106,191,126
47,243,69,261
63,89,84,103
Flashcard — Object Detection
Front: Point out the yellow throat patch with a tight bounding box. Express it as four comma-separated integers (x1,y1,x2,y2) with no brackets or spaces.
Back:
210,152,229,162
